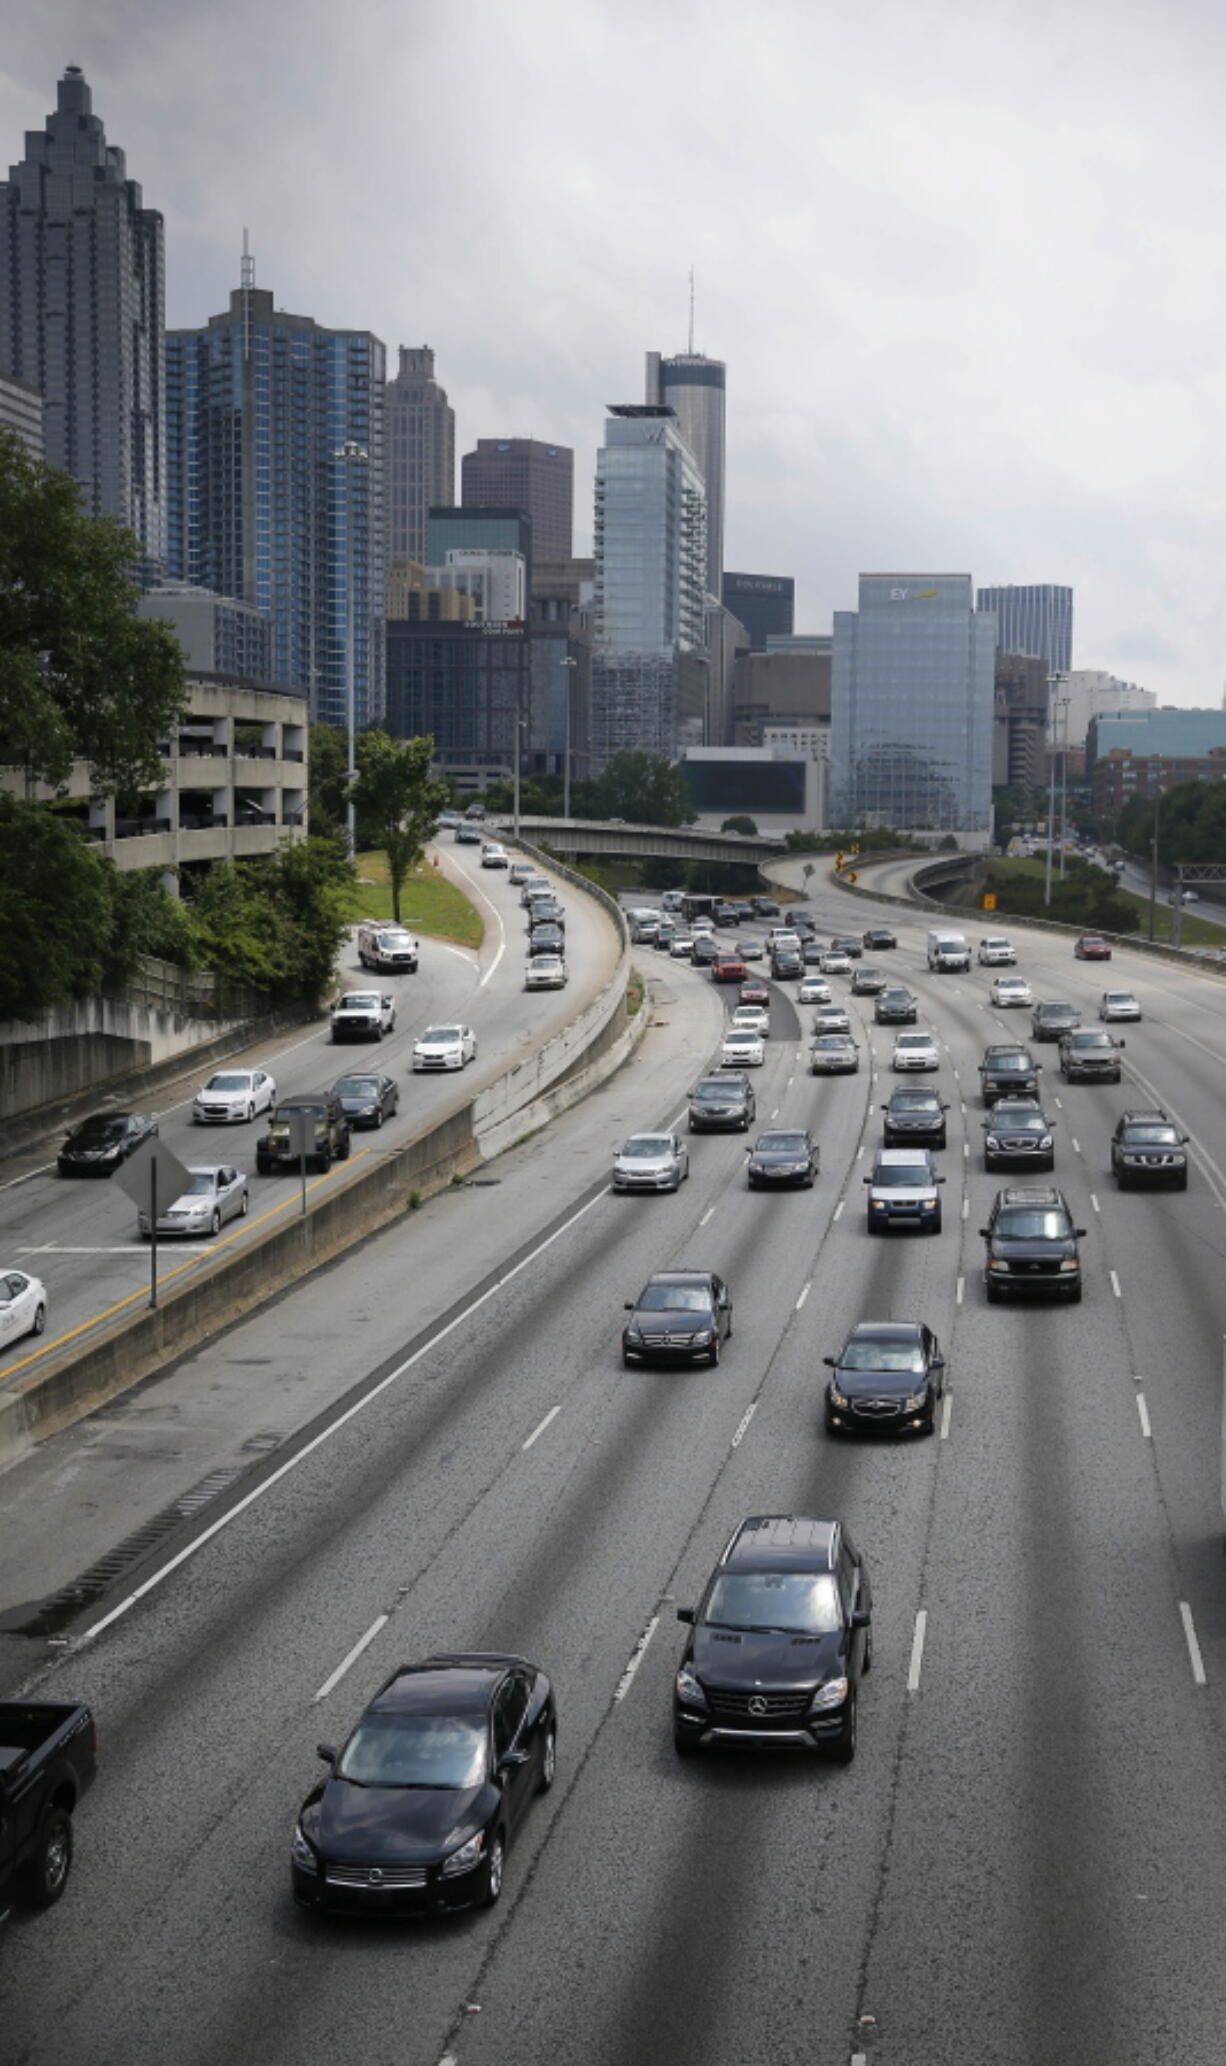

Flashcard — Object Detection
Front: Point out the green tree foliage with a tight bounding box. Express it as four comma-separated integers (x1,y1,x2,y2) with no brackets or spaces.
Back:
184,838,353,1003
991,785,1032,852
982,858,1138,933
721,814,759,836
0,797,114,1019
1118,778,1226,868
349,731,450,922
308,723,351,843
590,752,697,827
0,431,186,792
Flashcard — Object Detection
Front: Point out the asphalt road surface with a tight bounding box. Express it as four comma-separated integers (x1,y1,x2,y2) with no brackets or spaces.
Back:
3,884,1226,2066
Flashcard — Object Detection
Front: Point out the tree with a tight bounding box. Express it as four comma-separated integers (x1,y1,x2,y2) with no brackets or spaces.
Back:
0,797,114,1019
721,814,759,837
349,731,450,921
185,838,352,1003
0,431,187,792
308,723,351,844
591,752,697,827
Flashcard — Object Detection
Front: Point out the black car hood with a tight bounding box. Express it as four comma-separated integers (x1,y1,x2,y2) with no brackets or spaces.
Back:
307,1777,495,1862
833,1367,922,1402
992,1236,1075,1261
886,1110,941,1127
631,1310,713,1339
749,1151,808,1171
691,1101,745,1118
690,1624,843,1691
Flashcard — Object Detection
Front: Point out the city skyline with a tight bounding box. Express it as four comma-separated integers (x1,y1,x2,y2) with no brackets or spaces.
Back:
3,7,1226,707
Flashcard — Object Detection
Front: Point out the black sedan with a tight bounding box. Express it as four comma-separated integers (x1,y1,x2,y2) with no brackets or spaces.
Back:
863,928,897,950
881,1087,949,1148
746,1129,819,1188
875,986,917,1024
292,1654,555,1916
824,1320,946,1437
688,1075,755,1133
332,1073,400,1129
1031,1001,1080,1043
57,1110,158,1177
528,923,565,957
622,1270,732,1367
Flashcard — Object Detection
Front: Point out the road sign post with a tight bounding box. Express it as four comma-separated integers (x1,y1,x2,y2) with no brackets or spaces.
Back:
115,1139,192,1309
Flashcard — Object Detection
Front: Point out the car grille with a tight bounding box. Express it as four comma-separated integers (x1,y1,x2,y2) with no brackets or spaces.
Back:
197,1104,232,1119
995,1138,1043,1153
852,1397,905,1419
1003,1258,1062,1274
655,1330,702,1347
1122,1152,1181,1168
326,1862,429,1889
706,1689,811,1720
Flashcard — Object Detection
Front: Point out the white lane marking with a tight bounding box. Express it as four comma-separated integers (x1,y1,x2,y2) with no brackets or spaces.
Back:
833,1199,845,1222
907,1609,928,1692
956,1276,965,1305
614,1613,660,1702
1054,1095,1063,1109
313,1613,389,1703
770,1107,779,1120
435,942,476,964
1135,1393,1152,1439
962,1142,969,1159
796,1281,811,1310
699,1206,715,1226
1180,1602,1208,1685
75,1178,615,1646
960,1102,967,1117
940,1393,952,1440
1071,1137,1080,1154
856,1145,864,1160
1110,1269,1122,1298
522,1404,562,1450
961,1196,969,1221
731,1402,756,1448
1090,1193,1100,1213
0,1161,56,1191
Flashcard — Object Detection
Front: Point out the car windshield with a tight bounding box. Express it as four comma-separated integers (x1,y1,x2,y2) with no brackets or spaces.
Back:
423,1029,462,1043
637,1284,713,1313
337,1714,487,1790
205,1075,250,1092
813,1037,850,1050
988,1054,1031,1070
73,1116,128,1140
895,1036,930,1049
995,1210,1072,1239
1104,994,1134,1005
694,1083,740,1100
1070,1032,1110,1046
992,1112,1044,1131
1124,1124,1178,1144
724,1033,758,1045
335,1078,379,1097
756,1133,808,1154
841,1340,926,1372
621,1138,672,1159
891,1093,936,1109
882,991,910,1003
276,1104,323,1120
704,1571,841,1636
876,1165,931,1186
183,1174,218,1196
1041,1006,1076,1020
338,994,380,1009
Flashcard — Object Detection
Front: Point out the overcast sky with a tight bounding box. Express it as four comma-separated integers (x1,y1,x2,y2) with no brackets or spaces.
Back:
6,0,1226,705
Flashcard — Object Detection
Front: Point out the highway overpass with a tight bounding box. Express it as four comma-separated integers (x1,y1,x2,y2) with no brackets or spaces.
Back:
499,816,789,865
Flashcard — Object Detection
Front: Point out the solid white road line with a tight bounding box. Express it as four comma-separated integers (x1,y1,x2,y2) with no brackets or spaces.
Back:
796,1281,811,1310
1110,1269,1122,1298
522,1404,562,1450
699,1206,715,1226
1180,1602,1208,1686
1054,1096,1063,1109
731,1403,756,1448
1135,1392,1152,1439
614,1614,660,1702
956,1276,965,1306
770,1107,779,1120
313,1614,389,1703
940,1393,952,1440
18,1245,214,1256
907,1609,928,1693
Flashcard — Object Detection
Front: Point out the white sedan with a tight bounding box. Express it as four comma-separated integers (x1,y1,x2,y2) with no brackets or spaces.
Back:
721,1028,766,1068
669,934,696,958
1100,989,1142,1021
813,1004,851,1036
990,976,1033,1008
797,976,832,1005
192,1068,277,1124
525,955,567,990
820,950,851,974
892,1031,940,1071
138,1166,249,1239
730,1004,770,1037
0,1269,47,1349
480,843,509,868
412,1025,478,1071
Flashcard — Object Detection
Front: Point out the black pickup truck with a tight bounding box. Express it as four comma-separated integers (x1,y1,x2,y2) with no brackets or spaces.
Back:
0,1701,96,1911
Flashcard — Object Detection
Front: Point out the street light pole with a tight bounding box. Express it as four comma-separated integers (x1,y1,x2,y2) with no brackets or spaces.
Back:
560,654,577,818
1058,695,1071,881
334,439,369,854
1148,786,1161,941
1043,671,1064,906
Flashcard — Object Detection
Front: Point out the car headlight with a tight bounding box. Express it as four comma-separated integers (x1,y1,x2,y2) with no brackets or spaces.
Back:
290,1824,318,1872
690,1329,713,1346
441,1829,485,1877
828,1384,850,1408
989,1259,1010,1272
359,1105,377,1116
1040,1137,1052,1149
810,1676,849,1712
1058,1258,1080,1272
625,1325,643,1343
870,1198,888,1210
676,1665,707,1705
902,1393,926,1412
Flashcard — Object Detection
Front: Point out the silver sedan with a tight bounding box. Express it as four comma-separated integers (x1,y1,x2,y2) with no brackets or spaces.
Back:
138,1166,250,1238
612,1133,690,1192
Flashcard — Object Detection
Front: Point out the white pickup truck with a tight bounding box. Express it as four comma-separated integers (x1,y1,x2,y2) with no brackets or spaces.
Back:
330,989,397,1042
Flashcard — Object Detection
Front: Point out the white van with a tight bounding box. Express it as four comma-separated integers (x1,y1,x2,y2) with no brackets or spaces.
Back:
926,929,970,972
357,922,419,973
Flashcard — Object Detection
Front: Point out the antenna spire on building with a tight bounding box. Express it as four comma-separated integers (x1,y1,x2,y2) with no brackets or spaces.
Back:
688,266,695,354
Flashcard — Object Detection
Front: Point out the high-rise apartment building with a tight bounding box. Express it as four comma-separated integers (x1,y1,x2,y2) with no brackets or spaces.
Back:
832,575,995,835
386,347,454,566
591,403,708,765
976,584,1073,675
0,67,166,570
722,572,794,651
165,274,386,728
645,351,725,600
0,371,43,458
1061,668,1155,749
461,438,573,558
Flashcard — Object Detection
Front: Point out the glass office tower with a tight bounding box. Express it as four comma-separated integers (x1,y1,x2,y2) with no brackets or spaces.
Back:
832,575,995,833
976,584,1073,675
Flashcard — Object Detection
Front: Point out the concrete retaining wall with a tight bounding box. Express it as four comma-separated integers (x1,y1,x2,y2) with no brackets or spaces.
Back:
0,992,261,1124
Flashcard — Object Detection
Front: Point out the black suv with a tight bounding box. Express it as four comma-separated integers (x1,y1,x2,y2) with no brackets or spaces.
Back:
824,1320,946,1437
622,1270,732,1367
882,1086,949,1148
982,1099,1056,1171
875,986,917,1024
1111,1109,1189,1189
770,949,804,981
256,1093,351,1174
753,897,781,918
1031,1001,1080,1043
851,965,887,996
1059,1028,1124,1083
980,1186,1085,1302
862,928,897,950
979,1044,1041,1104
830,934,863,960
688,1074,755,1133
673,1516,871,1762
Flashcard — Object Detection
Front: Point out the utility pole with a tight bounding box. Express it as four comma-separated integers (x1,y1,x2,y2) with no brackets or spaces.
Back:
560,654,577,819
1148,786,1161,940
1058,695,1071,880
1043,672,1062,906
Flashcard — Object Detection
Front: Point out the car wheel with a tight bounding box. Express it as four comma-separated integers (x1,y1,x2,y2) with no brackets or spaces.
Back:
739,1116,749,1131
246,1102,255,1121
828,1694,857,1764
805,1171,815,1188
1176,1173,1188,1191
709,1336,721,1367
1115,1167,1128,1189
931,1213,942,1234
375,1107,385,1128
986,1281,1002,1304
536,1724,557,1795
25,1808,72,1907
339,1132,351,1161
32,1302,46,1336
937,1133,947,1150
1069,1283,1083,1303
747,1175,758,1190
319,1146,332,1174
673,1727,700,1759
480,1829,505,1907
209,1208,222,1235
256,1158,271,1176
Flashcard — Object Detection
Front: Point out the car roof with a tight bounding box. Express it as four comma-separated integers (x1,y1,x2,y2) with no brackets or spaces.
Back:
1120,1108,1170,1125
888,1085,939,1098
876,1147,934,1165
724,1515,838,1571
846,1320,924,1344
997,1186,1064,1206
643,1270,716,1288
370,1656,526,1715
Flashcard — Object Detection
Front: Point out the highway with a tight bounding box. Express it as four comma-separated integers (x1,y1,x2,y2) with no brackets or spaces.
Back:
0,842,620,1386
2,878,1226,2066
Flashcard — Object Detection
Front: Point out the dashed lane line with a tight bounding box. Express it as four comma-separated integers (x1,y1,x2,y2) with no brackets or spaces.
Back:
522,1404,562,1451
1135,1392,1151,1439
906,1609,928,1693
614,1613,661,1702
313,1614,389,1703
1180,1602,1208,1685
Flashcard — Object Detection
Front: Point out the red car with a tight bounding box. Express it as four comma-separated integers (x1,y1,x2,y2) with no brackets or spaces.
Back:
713,955,748,984
739,979,770,1005
1073,935,1112,960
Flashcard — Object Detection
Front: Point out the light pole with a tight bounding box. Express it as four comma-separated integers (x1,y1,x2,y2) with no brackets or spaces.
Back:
1148,785,1161,941
1043,671,1064,906
334,438,369,853
1058,695,1071,881
559,654,577,818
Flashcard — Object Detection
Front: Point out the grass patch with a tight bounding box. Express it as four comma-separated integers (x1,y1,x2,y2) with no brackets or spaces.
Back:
347,852,484,947
986,856,1226,945
626,968,645,1017
1108,887,1226,947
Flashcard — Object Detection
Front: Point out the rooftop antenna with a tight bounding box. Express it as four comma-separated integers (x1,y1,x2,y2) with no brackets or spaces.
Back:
688,265,695,354
241,228,254,362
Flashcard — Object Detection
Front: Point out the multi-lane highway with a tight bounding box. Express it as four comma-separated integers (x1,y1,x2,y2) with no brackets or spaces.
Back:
2,878,1226,2066
0,843,620,1384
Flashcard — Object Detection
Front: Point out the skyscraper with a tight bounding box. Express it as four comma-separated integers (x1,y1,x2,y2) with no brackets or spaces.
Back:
976,584,1073,675
591,404,707,765
721,572,794,652
386,346,454,565
0,66,166,570
645,351,725,600
165,269,386,727
832,575,995,835
461,438,572,558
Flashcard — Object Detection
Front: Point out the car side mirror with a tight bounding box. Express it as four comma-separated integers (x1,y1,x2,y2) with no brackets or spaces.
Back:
851,1609,871,1630
822,1355,835,1367
936,1176,946,1185
979,1228,989,1238
676,1606,695,1625
317,1743,337,1764
931,1353,946,1368
941,1102,950,1110
1075,1228,1087,1238
1117,1039,1125,1048
862,1175,871,1184
498,1749,530,1775
624,1301,634,1310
